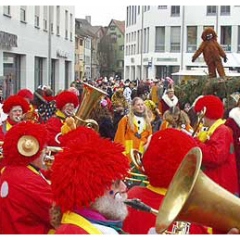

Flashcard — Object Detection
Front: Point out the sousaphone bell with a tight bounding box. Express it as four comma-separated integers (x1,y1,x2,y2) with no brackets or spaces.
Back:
155,147,240,233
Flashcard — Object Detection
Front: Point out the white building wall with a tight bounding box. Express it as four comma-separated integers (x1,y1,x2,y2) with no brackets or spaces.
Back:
0,5,75,95
124,5,240,81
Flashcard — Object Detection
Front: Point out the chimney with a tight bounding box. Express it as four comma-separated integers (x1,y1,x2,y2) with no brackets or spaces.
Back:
85,16,91,25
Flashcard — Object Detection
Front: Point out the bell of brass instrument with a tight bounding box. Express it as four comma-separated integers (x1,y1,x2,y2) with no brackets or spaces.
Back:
74,83,107,131
155,147,240,234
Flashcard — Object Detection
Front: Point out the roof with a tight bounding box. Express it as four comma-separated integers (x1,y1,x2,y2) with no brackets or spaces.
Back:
109,19,125,34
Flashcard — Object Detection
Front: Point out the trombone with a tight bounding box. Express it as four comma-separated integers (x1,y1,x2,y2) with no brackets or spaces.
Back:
125,149,149,186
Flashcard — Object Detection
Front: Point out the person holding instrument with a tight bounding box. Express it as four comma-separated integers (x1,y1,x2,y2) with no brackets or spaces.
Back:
122,129,209,234
50,126,130,234
0,121,54,234
194,95,239,197
45,90,79,146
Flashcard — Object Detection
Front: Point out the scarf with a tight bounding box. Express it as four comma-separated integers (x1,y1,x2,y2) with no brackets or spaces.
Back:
197,119,226,143
162,93,178,108
75,208,125,234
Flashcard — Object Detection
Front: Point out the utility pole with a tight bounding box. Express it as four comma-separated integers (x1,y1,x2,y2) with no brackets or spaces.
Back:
48,6,52,87
140,6,144,80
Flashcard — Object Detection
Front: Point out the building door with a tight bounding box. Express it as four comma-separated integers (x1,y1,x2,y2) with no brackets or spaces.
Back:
3,52,21,99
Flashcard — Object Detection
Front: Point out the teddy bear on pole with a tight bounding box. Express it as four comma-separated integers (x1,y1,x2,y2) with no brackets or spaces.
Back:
192,27,228,79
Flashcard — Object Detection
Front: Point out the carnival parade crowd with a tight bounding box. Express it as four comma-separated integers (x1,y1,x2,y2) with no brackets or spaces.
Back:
0,75,240,234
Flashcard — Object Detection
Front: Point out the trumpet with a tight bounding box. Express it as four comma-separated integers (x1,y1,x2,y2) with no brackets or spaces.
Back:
43,146,63,168
126,149,149,186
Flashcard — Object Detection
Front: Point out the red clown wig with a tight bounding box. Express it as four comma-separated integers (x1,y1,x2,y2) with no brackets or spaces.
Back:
51,126,130,212
55,91,79,110
3,95,30,114
17,88,34,101
143,128,197,188
2,121,48,166
194,95,224,120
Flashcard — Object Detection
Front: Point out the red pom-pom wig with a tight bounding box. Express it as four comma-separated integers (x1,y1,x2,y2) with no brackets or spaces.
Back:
51,126,130,212
55,91,79,110
17,89,34,101
143,128,197,188
3,95,30,114
2,121,48,166
194,95,224,120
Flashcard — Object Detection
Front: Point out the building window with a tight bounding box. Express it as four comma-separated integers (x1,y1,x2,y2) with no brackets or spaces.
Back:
75,38,78,49
220,6,230,15
3,6,11,16
143,27,149,53
43,6,48,31
56,6,60,36
35,57,43,89
171,6,180,16
238,26,240,52
20,6,27,22
65,10,68,39
155,26,165,52
158,6,167,10
206,6,217,16
50,6,54,34
34,6,40,28
118,60,124,68
220,26,231,52
119,45,124,51
170,26,180,52
187,26,197,52
70,13,73,41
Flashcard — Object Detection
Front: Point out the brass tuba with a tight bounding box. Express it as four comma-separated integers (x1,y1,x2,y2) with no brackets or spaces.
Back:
74,83,107,131
155,147,240,234
54,83,107,144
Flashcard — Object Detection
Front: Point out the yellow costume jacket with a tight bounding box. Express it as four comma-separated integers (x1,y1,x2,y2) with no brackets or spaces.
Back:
114,115,152,159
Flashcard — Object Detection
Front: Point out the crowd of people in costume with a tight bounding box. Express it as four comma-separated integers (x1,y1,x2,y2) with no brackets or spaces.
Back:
0,75,240,234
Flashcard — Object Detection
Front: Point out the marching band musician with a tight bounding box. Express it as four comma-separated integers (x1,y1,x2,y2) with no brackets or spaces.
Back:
0,121,54,234
50,126,130,234
44,90,79,146
193,95,239,198
0,95,30,141
17,88,40,123
122,129,209,234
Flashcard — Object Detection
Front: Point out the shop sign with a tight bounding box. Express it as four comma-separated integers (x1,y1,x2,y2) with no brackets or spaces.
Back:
0,31,18,49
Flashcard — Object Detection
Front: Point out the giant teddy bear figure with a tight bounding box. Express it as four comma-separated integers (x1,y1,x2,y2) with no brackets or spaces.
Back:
192,27,227,78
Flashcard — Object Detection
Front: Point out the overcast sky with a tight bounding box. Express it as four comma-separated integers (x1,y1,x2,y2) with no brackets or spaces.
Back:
75,4,127,27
